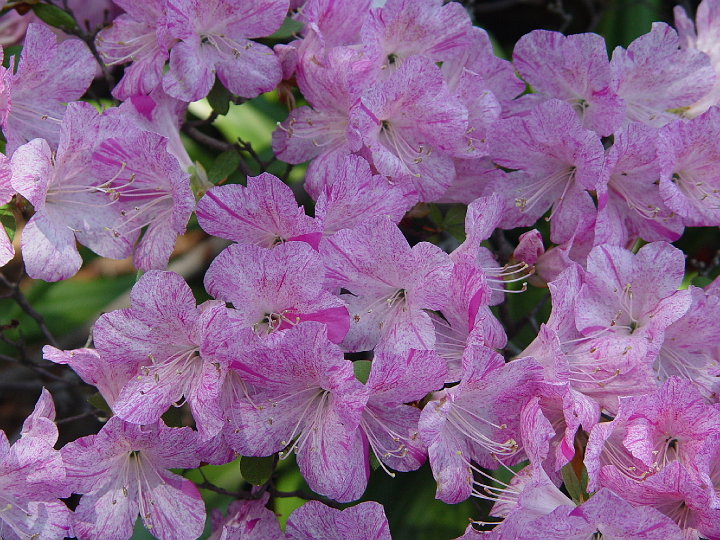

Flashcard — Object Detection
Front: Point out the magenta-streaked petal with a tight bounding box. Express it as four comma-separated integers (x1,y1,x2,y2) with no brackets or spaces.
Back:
20,211,82,282
163,41,217,102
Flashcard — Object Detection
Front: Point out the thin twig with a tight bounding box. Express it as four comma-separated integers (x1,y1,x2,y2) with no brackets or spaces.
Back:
56,411,98,425
186,111,220,128
236,138,273,172
195,468,342,508
0,273,58,348
0,350,69,384
266,486,343,508
181,125,234,153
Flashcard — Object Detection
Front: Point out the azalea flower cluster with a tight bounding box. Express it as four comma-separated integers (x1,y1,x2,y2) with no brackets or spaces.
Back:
0,0,720,539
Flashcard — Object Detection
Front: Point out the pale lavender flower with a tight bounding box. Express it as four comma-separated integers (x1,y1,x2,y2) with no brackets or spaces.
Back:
286,500,391,540
196,172,323,249
204,241,350,344
348,55,468,202
91,129,195,271
320,216,453,353
0,389,72,540
61,417,204,540
489,99,605,244
93,270,238,440
361,0,473,72
513,30,625,136
1,24,95,155
208,492,284,540
224,322,369,502
95,0,174,100
611,22,715,127
163,0,288,102
10,102,136,281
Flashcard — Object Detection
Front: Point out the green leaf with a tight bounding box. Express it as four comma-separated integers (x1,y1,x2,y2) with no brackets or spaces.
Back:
161,406,183,428
561,462,585,504
427,203,443,227
31,3,76,30
87,392,111,413
443,204,466,229
208,150,241,185
270,17,304,39
2,45,21,71
207,78,230,116
353,360,372,384
369,451,381,471
443,203,466,242
240,455,276,485
692,275,713,288
0,202,16,243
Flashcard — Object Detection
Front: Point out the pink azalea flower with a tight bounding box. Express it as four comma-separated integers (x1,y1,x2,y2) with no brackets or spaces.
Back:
360,0,473,72
596,122,683,246
440,26,524,115
207,492,284,540
272,44,375,200
10,102,136,281
511,488,685,539
320,216,453,353
573,243,691,395
610,22,715,127
489,99,605,244
431,262,506,382
118,87,194,172
419,347,543,503
653,285,720,400
223,322,369,502
0,24,95,155
657,106,720,227
162,0,288,102
93,270,239,440
286,500,391,540
512,30,625,136
675,0,720,117
582,378,720,537
294,0,371,48
43,346,138,408
348,55,468,202
95,0,174,100
362,348,447,473
91,129,195,271
314,154,410,236
196,172,323,249
0,389,72,540
204,241,350,343
436,156,505,205
61,417,204,540
526,243,692,412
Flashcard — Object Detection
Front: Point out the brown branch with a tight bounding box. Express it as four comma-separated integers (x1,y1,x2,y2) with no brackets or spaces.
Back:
182,124,232,152
194,469,342,508
0,273,58,348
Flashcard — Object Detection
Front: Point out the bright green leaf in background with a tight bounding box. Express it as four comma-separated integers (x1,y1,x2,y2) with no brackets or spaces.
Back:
208,149,241,185
31,2,76,30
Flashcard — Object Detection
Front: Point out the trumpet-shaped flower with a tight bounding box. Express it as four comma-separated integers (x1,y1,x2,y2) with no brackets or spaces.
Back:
93,270,238,440
162,0,287,102
61,417,204,540
320,216,453,353
224,322,368,502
